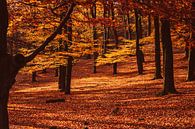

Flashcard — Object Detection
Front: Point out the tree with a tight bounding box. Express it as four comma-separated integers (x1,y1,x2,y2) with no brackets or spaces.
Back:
135,7,144,74
65,19,73,95
0,0,8,55
0,1,75,128
111,1,119,75
91,0,98,73
153,15,162,79
187,0,195,81
146,0,152,36
103,0,108,54
161,18,177,94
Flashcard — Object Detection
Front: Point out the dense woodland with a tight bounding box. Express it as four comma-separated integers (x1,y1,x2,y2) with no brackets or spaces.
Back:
0,0,195,128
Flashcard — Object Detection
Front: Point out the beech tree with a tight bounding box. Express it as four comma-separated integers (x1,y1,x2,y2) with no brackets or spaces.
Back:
135,6,144,74
91,0,98,73
153,15,162,79
1,0,194,127
161,18,177,94
0,0,75,128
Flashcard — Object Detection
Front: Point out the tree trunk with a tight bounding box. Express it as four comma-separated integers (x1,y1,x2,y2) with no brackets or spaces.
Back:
58,65,66,91
0,54,25,129
103,0,110,55
161,19,177,94
65,19,73,95
123,15,129,39
185,41,189,59
32,71,37,82
0,1,13,128
91,1,98,73
187,48,195,81
42,69,47,73
187,0,195,81
153,16,162,79
55,68,58,77
111,2,119,75
139,13,143,38
135,9,144,74
0,0,8,55
0,90,9,129
146,0,152,36
148,14,151,36
103,2,108,54
65,56,73,94
127,13,132,40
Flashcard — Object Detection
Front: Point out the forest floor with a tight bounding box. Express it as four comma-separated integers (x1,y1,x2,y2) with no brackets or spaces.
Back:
9,42,195,129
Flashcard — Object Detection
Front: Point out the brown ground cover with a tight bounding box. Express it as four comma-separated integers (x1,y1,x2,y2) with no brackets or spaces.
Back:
9,43,195,129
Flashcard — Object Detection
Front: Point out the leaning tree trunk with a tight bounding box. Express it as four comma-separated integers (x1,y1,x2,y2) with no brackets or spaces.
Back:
161,18,177,94
187,0,195,81
153,16,162,79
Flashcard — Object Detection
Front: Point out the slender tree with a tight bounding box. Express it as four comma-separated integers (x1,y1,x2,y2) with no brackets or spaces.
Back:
111,1,119,75
91,0,98,73
153,15,162,79
103,0,108,54
135,8,144,74
147,0,152,36
125,0,132,40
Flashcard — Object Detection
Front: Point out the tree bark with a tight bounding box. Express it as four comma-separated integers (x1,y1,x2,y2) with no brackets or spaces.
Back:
0,0,8,55
187,48,195,81
187,0,195,81
139,12,143,38
55,68,58,77
148,14,151,36
65,19,73,95
135,8,144,74
65,56,73,94
91,0,98,73
0,54,25,129
161,19,177,94
127,13,132,40
32,71,37,82
103,1,109,54
153,16,162,79
58,65,66,91
111,2,119,75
